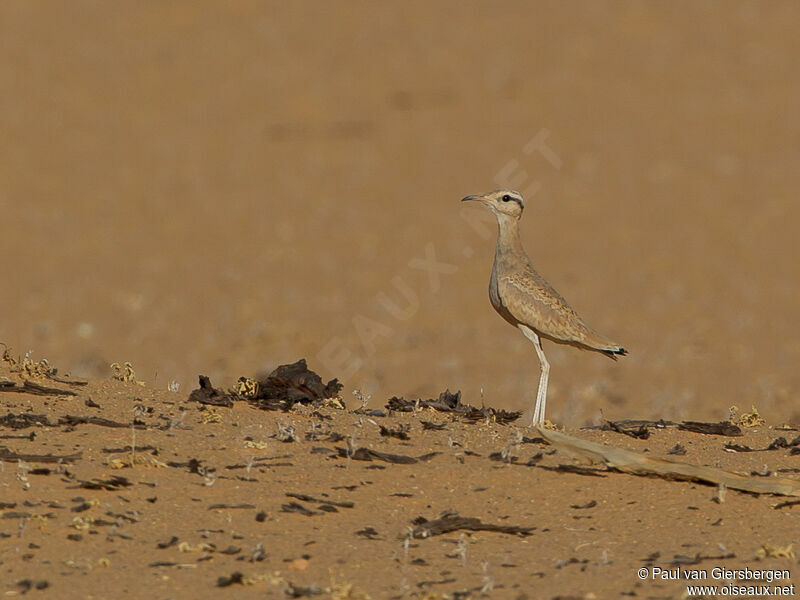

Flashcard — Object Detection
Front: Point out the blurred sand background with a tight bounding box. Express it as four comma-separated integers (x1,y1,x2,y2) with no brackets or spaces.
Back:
2,1,799,425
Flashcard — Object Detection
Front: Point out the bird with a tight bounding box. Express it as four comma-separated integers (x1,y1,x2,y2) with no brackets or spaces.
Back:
461,189,626,426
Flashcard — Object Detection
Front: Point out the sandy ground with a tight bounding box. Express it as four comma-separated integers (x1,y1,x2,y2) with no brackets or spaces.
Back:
0,358,798,599
2,1,800,598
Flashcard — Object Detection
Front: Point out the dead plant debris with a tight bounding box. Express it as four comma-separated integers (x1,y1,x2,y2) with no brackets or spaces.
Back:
281,502,318,517
587,419,674,431
0,413,51,429
411,511,535,538
0,380,77,397
75,475,133,491
335,446,439,464
60,415,147,429
669,552,736,566
602,420,650,439
250,359,343,410
730,405,767,428
667,444,687,455
386,390,521,424
110,361,141,384
678,421,743,436
188,359,343,412
216,572,246,587
756,544,795,560
285,493,354,508
2,344,55,379
379,424,410,440
0,448,82,463
725,436,800,453
188,375,235,408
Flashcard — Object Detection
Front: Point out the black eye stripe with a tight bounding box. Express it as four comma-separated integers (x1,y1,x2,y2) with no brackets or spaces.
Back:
501,194,522,207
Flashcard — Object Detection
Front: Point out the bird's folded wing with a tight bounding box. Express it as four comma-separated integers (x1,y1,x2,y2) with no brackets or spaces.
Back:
498,272,591,343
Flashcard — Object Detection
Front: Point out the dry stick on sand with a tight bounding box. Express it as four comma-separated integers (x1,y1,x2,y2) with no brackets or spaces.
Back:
536,427,800,497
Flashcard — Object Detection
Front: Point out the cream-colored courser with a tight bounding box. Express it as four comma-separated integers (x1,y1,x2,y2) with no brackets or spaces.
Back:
462,189,626,426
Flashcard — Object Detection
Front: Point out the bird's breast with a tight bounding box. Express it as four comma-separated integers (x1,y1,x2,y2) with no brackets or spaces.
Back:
488,263,519,327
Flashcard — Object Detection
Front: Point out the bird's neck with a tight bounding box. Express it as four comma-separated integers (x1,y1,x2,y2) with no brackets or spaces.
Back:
495,214,526,258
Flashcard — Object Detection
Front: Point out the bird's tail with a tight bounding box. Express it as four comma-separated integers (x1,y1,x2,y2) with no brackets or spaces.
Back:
581,329,628,360
600,346,628,361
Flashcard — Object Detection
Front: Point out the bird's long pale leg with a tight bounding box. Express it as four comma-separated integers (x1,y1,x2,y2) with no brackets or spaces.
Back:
531,336,550,426
519,325,550,426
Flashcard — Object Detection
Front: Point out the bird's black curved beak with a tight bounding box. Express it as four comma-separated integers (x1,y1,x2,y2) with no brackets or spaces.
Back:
461,194,479,202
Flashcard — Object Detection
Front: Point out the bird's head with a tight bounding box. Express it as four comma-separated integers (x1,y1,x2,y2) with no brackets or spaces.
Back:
461,189,524,219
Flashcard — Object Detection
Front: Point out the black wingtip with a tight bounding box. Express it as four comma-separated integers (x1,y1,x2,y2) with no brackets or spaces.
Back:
603,347,628,360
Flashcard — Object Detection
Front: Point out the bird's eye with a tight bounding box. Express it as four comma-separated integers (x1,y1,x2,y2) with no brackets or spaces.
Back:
502,194,511,202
